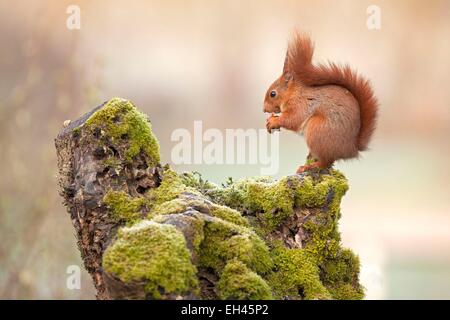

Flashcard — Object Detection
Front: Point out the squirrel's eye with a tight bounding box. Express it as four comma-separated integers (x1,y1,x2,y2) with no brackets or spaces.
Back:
270,90,277,98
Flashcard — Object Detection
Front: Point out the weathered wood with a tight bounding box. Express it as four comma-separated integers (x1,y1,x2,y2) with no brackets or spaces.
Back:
55,98,363,300
55,101,161,299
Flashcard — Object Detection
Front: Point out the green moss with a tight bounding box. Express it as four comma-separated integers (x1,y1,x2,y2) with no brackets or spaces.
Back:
151,211,206,256
148,169,201,205
103,157,122,169
185,216,207,254
209,204,249,227
86,97,160,165
180,171,217,193
72,127,81,135
299,172,349,261
305,155,317,166
320,248,364,299
77,97,362,300
98,150,360,299
151,198,188,216
267,245,331,300
328,283,364,300
103,190,148,224
293,176,328,207
152,198,248,227
103,220,198,299
217,260,272,300
239,177,296,232
199,219,273,275
302,218,341,262
207,171,348,236
206,176,294,233
320,248,360,284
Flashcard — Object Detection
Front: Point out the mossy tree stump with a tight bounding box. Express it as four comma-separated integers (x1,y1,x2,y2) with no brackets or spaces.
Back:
55,98,364,300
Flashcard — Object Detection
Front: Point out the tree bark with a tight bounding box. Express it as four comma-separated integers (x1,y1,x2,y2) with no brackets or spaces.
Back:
55,102,161,299
55,98,363,300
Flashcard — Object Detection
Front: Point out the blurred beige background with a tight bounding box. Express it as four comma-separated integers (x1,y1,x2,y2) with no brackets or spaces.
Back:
0,0,449,299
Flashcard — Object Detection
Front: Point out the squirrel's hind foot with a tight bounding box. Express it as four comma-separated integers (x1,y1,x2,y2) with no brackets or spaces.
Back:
296,161,332,174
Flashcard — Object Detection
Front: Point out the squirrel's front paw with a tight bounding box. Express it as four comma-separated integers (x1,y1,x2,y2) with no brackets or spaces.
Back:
266,115,281,133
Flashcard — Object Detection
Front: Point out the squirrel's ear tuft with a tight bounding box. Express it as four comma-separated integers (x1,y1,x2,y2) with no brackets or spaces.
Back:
283,49,290,74
285,30,314,76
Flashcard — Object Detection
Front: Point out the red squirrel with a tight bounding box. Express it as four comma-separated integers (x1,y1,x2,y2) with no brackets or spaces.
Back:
264,32,378,173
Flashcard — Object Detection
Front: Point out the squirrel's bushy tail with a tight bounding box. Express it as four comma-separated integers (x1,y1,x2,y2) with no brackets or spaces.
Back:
285,32,378,151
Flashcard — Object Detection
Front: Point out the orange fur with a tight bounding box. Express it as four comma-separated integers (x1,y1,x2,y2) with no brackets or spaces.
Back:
286,32,378,151
264,32,378,171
